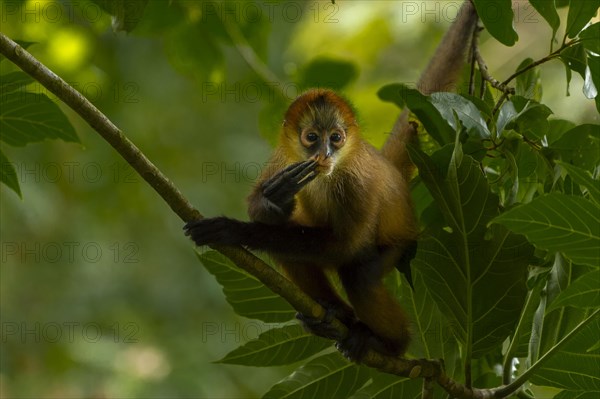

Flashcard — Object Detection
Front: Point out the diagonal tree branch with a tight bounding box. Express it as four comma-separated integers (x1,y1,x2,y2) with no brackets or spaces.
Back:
1,32,516,399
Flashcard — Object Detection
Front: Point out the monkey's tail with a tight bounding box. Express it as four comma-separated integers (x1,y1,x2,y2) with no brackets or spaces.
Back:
382,0,479,181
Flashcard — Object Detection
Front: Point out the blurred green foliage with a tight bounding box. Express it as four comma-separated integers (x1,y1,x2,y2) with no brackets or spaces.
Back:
0,0,598,398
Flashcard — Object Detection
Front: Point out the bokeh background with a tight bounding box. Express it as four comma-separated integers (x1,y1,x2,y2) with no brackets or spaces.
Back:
1,1,597,398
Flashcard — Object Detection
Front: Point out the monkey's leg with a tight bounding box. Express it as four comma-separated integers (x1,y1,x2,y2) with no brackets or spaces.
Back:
337,259,411,360
279,261,355,340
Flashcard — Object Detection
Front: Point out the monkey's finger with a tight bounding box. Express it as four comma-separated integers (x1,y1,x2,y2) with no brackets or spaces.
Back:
293,161,318,184
268,160,308,182
296,170,316,186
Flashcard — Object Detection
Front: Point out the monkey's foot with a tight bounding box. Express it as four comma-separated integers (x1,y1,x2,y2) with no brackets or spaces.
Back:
296,301,355,341
336,322,402,362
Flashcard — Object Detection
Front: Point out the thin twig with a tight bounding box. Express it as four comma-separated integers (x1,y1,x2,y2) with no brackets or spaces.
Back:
473,40,515,95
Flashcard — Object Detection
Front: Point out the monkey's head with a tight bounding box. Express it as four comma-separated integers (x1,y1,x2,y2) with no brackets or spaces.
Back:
282,89,359,176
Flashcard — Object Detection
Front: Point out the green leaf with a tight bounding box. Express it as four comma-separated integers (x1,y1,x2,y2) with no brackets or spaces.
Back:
430,93,491,138
216,324,331,366
350,371,421,399
565,0,600,38
529,0,561,40
0,149,21,198
560,43,587,81
262,352,370,399
551,124,600,170
400,271,461,376
530,312,600,392
91,0,149,32
555,390,600,399
511,96,553,140
547,269,600,311
556,161,600,204
531,254,594,363
298,57,358,91
0,92,79,147
0,72,34,94
547,119,577,144
580,22,600,54
497,97,552,140
472,0,518,46
512,277,545,357
493,194,600,268
377,84,455,145
409,145,533,357
588,55,600,113
516,58,542,101
197,251,295,322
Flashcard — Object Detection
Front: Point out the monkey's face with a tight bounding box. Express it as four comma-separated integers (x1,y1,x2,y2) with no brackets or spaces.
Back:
299,126,346,175
283,89,356,176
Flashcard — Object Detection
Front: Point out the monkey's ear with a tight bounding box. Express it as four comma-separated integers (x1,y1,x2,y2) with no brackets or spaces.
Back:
282,119,287,127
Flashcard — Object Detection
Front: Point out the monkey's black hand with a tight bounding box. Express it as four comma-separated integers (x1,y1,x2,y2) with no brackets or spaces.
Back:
263,160,318,207
336,322,401,362
184,217,246,247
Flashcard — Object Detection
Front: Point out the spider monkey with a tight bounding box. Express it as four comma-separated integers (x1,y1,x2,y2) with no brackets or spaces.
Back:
185,1,479,360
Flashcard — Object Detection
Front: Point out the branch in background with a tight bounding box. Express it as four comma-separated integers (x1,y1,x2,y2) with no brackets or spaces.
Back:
473,38,515,96
0,32,534,399
217,11,287,97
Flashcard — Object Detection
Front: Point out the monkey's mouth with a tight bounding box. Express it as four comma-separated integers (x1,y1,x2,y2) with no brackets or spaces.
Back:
315,160,334,176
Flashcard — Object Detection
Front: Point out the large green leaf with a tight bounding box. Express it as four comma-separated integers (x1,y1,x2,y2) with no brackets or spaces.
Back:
377,84,454,145
530,254,593,364
496,96,552,139
547,269,600,312
554,391,600,399
216,324,331,366
580,22,600,54
515,58,542,101
430,93,491,138
556,161,600,205
401,271,460,367
197,250,295,322
1,72,34,94
0,92,78,147
565,0,600,38
472,0,518,46
350,371,421,399
530,313,600,392
492,194,600,268
529,0,561,41
262,352,370,399
551,124,600,170
560,43,588,83
409,144,533,357
0,149,21,198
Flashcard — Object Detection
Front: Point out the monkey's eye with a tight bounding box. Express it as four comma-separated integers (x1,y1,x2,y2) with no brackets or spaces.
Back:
306,132,319,143
330,132,342,143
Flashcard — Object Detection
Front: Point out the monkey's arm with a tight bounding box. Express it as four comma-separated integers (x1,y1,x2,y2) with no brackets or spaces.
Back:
247,160,317,225
184,217,358,264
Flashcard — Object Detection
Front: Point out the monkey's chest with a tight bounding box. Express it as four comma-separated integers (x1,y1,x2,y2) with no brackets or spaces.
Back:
294,183,364,236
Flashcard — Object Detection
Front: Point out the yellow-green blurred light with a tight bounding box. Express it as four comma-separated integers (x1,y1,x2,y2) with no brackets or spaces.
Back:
47,28,90,71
